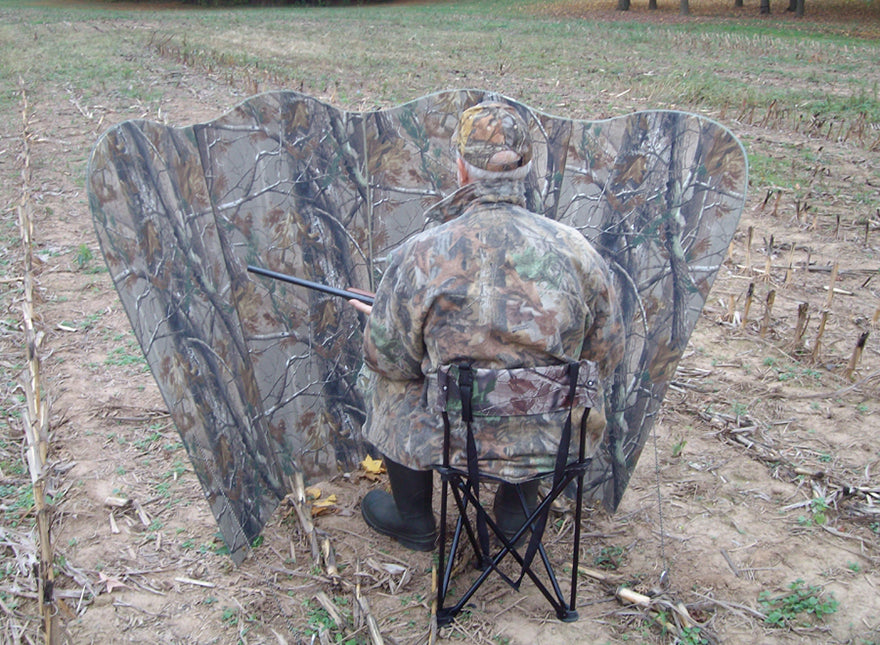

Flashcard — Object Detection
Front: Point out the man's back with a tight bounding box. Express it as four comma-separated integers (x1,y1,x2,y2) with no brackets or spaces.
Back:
361,176,623,480
374,195,619,376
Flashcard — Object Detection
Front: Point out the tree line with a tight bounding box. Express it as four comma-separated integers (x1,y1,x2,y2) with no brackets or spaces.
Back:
617,0,807,16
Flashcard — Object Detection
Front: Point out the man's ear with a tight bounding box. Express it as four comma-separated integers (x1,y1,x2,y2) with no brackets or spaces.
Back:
456,157,469,186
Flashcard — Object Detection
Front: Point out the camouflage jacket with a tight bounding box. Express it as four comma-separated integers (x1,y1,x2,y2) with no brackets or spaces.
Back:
360,178,625,481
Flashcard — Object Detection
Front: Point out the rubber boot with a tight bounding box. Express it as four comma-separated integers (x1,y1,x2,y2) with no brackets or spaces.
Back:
361,456,437,551
493,480,540,545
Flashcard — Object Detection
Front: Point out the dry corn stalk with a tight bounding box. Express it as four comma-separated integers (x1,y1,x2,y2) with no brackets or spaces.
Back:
811,309,828,362
355,580,384,645
17,79,58,645
790,302,810,351
825,262,839,309
844,331,870,380
783,245,796,286
745,226,753,273
760,290,776,337
762,235,774,282
742,282,755,328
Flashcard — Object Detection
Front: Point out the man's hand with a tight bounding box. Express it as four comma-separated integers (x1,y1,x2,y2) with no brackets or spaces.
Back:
347,288,374,315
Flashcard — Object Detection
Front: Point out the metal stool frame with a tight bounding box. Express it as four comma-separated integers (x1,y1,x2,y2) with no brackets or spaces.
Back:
433,361,602,626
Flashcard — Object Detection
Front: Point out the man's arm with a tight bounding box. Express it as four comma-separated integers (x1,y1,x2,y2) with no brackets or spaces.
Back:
580,258,626,378
359,249,426,382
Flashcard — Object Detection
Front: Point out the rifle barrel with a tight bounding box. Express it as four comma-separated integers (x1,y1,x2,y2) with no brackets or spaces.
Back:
246,265,375,305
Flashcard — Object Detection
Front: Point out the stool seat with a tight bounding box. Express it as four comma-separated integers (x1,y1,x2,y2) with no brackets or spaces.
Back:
432,360,601,625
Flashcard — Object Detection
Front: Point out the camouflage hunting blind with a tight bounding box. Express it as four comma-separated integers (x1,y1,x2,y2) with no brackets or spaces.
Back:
87,90,747,563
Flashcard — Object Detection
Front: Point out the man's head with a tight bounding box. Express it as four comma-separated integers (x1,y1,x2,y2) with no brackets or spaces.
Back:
455,101,532,185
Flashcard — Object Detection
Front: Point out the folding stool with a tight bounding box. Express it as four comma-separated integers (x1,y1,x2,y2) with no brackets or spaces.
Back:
430,360,604,626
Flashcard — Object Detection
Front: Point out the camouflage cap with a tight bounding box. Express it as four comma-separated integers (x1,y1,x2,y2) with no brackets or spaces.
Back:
455,102,532,173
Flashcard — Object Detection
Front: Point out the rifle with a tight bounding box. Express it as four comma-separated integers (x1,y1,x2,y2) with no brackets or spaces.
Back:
247,265,375,306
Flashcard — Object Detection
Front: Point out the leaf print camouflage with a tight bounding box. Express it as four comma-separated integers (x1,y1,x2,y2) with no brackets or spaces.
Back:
88,90,746,561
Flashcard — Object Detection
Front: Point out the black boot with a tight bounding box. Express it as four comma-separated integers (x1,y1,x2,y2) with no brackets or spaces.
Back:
493,480,540,545
361,456,437,551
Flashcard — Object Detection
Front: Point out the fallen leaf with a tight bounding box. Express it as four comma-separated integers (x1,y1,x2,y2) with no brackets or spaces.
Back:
360,455,385,476
98,571,130,594
310,493,338,517
366,557,407,577
305,486,322,500
310,494,338,517
379,562,407,576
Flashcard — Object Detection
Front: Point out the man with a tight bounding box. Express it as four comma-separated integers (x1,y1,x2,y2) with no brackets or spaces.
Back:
349,101,625,551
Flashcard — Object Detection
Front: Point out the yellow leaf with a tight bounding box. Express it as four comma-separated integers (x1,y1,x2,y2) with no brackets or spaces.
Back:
305,486,322,500
310,494,338,517
361,455,385,475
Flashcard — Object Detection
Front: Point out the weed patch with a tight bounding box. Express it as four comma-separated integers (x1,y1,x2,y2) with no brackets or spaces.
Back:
759,579,839,628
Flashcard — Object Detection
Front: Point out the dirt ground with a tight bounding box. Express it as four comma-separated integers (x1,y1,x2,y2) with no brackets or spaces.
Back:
2,6,880,645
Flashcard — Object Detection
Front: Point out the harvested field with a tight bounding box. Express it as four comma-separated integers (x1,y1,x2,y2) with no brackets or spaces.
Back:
1,1,879,643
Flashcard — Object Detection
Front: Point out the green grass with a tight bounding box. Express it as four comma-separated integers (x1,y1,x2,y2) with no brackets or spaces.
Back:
74,244,93,270
0,483,34,528
104,345,146,369
1,0,878,130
